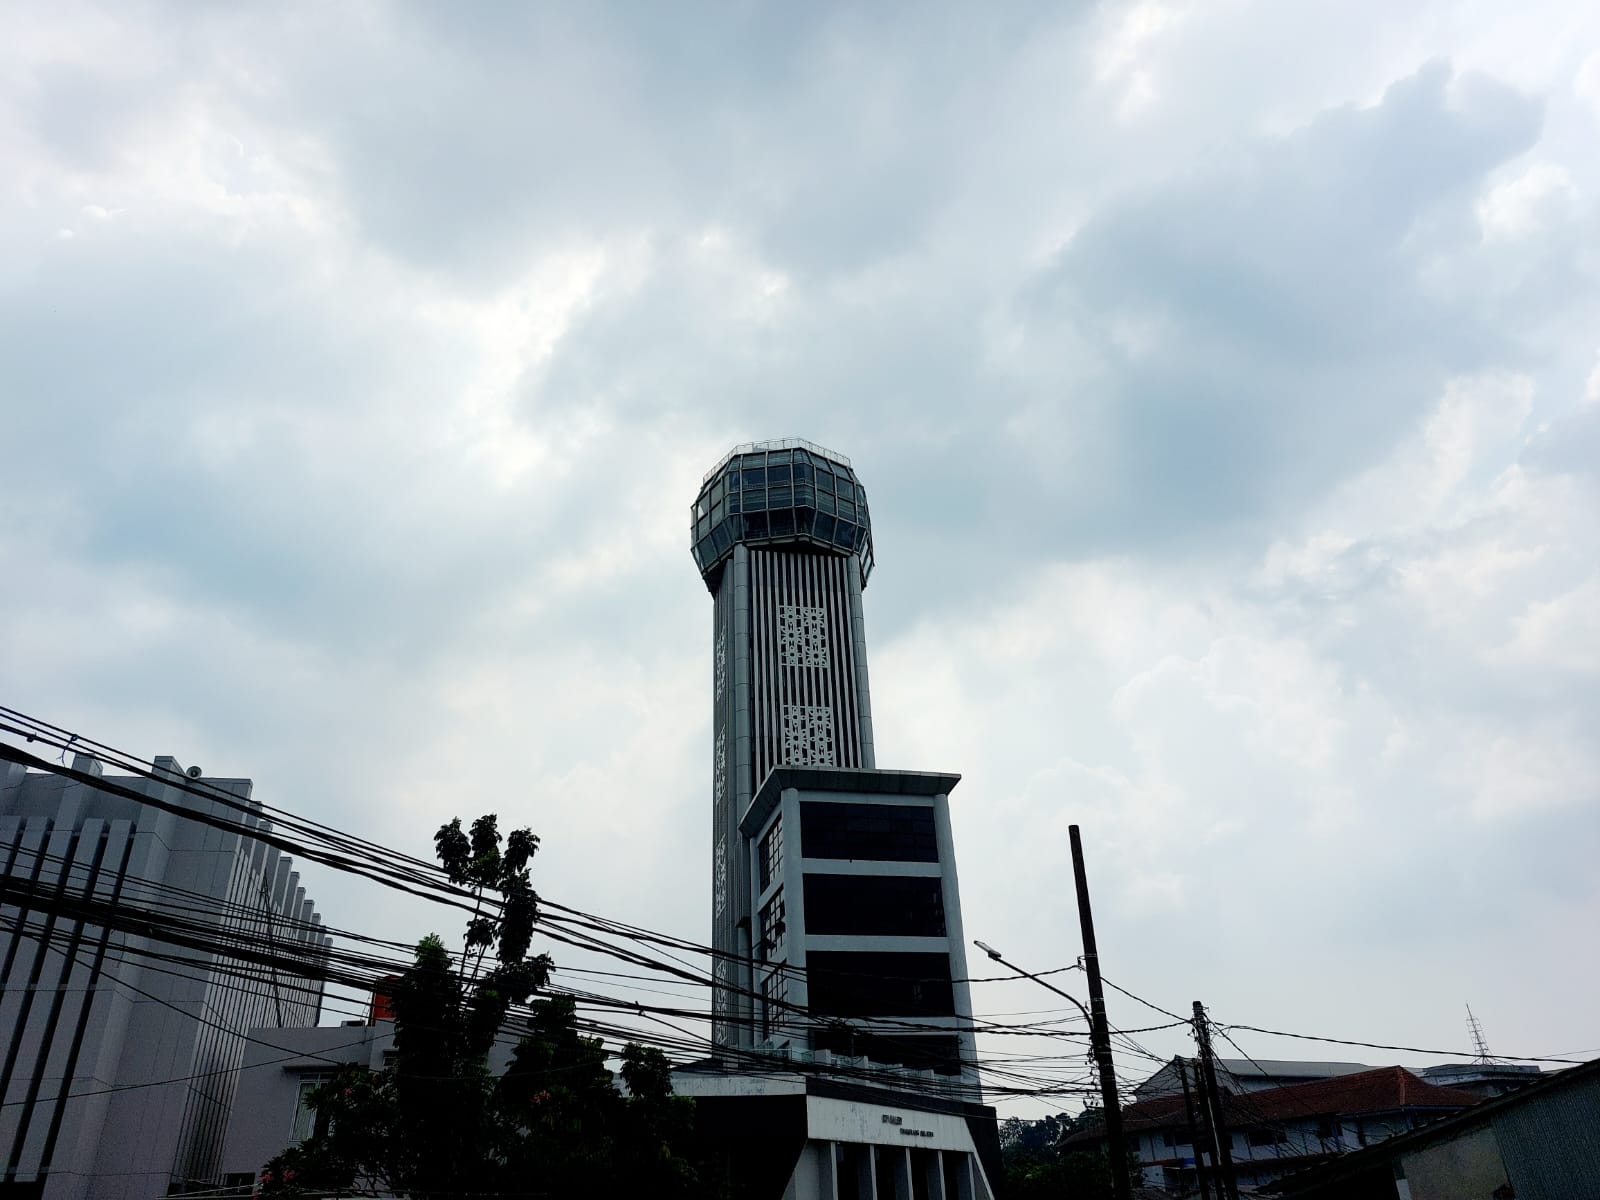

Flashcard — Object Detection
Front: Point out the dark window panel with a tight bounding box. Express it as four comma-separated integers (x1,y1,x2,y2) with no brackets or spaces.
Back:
768,463,792,484
803,874,946,937
742,467,766,488
760,818,783,892
760,891,786,960
806,951,955,1017
768,509,795,537
800,802,939,863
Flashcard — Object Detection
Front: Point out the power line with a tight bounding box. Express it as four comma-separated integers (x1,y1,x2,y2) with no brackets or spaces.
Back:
1218,1024,1588,1066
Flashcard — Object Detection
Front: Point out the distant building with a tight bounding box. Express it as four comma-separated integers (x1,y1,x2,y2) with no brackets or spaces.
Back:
1135,1057,1377,1099
1,755,330,1199
1416,1060,1543,1100
1071,1066,1479,1195
1273,1057,1600,1200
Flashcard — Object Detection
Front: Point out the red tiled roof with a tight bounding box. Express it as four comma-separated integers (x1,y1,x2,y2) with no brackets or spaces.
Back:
1069,1067,1479,1142
1237,1066,1479,1123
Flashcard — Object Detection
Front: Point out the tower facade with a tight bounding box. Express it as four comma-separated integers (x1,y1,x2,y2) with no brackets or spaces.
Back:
691,439,977,1079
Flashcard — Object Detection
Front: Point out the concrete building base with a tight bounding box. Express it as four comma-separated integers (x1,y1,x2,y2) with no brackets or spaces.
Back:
674,1066,1001,1200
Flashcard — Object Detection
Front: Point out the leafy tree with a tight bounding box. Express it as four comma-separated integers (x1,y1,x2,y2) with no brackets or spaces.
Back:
1000,1112,1143,1199
261,814,708,1199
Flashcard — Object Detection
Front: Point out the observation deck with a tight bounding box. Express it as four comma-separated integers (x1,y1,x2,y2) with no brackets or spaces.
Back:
690,439,874,591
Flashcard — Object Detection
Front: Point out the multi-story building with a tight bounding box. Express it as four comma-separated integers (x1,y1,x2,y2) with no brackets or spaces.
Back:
678,439,999,1199
0,755,330,1199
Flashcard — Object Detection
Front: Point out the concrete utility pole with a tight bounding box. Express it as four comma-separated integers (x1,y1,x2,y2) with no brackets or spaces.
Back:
1177,1058,1213,1200
1193,1001,1240,1200
1068,825,1134,1200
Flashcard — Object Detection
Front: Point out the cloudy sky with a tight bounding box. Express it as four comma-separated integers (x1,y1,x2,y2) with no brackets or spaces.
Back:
4,0,1598,1114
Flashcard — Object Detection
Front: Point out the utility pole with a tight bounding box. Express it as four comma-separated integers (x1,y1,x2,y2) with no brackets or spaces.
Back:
1193,1001,1239,1200
1177,1058,1213,1200
1069,825,1134,1200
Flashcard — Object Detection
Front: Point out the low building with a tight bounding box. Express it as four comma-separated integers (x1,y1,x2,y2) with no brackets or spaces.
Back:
1272,1056,1599,1200
1135,1057,1376,1100
1,755,331,1199
218,1012,525,1189
219,1019,1003,1198
1416,1061,1543,1100
217,1021,392,1191
1071,1066,1479,1195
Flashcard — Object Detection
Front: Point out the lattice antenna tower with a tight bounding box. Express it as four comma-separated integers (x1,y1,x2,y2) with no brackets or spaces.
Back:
1466,1004,1493,1064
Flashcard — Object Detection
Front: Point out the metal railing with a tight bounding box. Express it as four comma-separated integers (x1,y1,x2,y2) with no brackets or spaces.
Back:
700,437,852,485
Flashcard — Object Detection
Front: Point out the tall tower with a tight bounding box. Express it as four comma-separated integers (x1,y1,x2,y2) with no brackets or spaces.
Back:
691,439,977,1079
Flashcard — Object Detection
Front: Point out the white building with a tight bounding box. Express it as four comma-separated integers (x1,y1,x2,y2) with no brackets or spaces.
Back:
0,755,330,1199
1134,1057,1376,1100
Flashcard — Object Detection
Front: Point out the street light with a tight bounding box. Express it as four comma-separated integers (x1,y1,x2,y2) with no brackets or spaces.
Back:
971,941,1092,1025
974,939,1134,1200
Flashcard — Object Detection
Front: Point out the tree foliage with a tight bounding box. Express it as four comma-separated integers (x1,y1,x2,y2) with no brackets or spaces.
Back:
260,814,707,1199
999,1112,1141,1199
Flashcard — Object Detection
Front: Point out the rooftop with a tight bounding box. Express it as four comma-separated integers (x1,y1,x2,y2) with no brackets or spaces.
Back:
1070,1067,1480,1143
690,439,874,588
701,437,851,485
1219,1059,1375,1080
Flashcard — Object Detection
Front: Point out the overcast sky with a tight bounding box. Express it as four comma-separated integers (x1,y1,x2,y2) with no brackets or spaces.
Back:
4,0,1598,1116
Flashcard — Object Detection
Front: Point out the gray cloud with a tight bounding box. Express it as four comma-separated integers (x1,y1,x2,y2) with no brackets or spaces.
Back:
2,1,1598,1110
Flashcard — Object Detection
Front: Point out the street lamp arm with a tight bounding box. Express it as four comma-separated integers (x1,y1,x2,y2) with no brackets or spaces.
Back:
972,941,1092,1024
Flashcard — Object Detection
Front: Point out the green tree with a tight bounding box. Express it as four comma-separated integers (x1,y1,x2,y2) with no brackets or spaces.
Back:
261,815,707,1199
999,1112,1142,1199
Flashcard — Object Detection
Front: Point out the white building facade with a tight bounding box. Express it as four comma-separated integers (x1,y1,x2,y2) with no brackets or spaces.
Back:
0,755,330,1199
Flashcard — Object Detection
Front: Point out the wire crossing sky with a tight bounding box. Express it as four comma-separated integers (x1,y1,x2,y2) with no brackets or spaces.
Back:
2,0,1597,1117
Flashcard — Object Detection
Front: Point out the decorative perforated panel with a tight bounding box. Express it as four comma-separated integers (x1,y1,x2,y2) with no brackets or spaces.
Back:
713,958,733,1043
778,604,830,667
715,628,727,697
713,836,728,917
713,728,727,806
781,704,836,766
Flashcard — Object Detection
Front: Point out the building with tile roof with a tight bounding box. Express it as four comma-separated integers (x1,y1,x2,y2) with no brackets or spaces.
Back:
1069,1066,1479,1195
1271,1056,1599,1200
